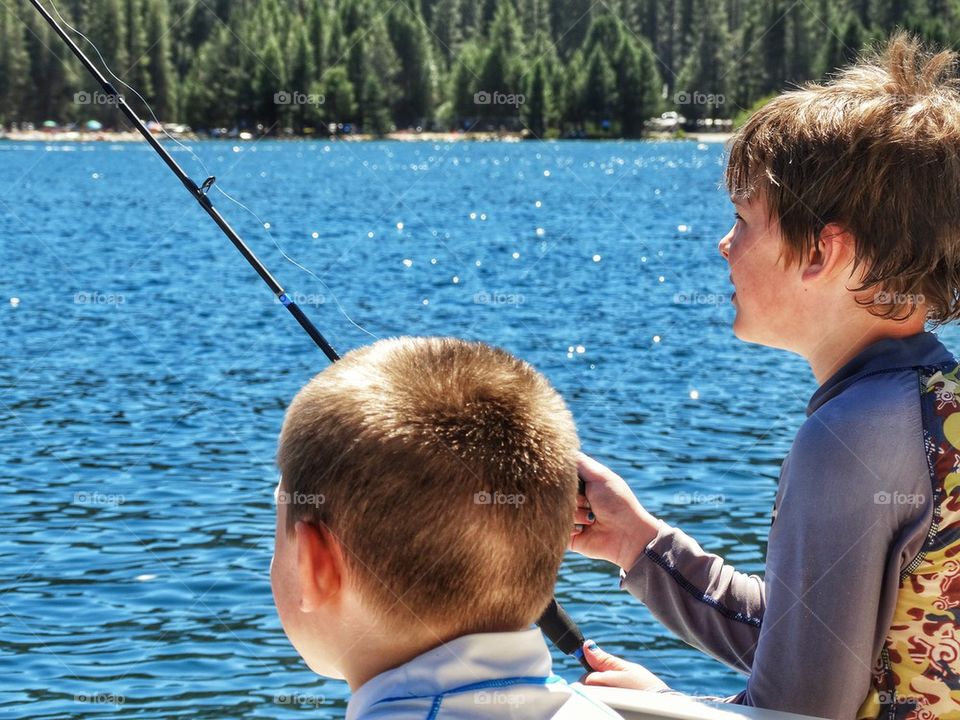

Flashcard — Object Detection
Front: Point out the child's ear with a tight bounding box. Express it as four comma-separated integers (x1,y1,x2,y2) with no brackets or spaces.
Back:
802,222,855,283
294,521,344,612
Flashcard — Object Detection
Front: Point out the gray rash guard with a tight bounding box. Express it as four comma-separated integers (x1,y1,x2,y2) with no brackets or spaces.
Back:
621,332,956,719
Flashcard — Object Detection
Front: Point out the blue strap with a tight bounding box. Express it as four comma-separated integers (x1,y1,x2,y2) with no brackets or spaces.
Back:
377,674,563,719
425,695,443,720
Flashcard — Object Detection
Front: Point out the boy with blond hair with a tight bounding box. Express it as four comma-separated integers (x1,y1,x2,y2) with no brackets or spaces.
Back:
271,337,622,718
572,33,960,719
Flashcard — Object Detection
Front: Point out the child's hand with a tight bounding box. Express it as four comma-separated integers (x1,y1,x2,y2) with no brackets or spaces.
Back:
580,640,670,691
569,453,660,570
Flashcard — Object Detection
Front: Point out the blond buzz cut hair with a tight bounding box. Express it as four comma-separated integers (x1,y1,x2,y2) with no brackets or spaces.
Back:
276,337,579,635
726,32,960,323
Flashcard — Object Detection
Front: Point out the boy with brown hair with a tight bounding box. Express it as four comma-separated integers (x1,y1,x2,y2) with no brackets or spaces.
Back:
571,33,960,719
270,337,622,718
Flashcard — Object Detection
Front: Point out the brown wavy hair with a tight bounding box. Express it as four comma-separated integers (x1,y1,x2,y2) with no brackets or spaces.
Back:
725,32,960,323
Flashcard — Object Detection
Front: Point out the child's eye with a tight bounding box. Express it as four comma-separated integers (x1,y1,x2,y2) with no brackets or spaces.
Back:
734,212,744,222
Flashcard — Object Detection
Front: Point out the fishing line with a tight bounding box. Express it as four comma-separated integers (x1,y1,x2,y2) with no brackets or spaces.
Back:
27,0,592,672
45,0,377,343
213,184,380,342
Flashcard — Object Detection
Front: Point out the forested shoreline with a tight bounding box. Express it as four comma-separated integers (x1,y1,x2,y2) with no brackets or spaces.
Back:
1,0,957,137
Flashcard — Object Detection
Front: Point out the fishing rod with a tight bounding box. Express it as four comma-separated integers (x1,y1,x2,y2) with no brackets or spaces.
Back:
28,0,592,673
27,0,338,363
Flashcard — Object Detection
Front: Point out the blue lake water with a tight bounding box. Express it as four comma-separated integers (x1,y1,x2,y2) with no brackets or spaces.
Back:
2,139,956,718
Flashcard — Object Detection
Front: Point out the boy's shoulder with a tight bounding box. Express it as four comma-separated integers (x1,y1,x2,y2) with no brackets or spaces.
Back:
356,683,623,719
805,364,923,437
801,347,960,449
346,629,624,720
787,366,929,496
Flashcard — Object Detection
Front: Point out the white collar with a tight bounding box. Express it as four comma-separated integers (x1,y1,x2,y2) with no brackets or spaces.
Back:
346,627,554,718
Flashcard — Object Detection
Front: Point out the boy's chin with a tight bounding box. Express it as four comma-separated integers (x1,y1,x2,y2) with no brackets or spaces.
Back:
731,314,768,347
732,315,794,353
731,312,752,342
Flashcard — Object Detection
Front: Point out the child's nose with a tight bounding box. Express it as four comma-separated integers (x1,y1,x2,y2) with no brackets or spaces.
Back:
718,232,732,260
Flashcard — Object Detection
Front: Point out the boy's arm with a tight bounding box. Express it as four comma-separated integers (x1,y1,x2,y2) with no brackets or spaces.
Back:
620,521,765,674
573,452,765,673
627,414,928,718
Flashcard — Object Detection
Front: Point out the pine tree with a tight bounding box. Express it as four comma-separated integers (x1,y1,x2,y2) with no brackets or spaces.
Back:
758,0,788,94
339,0,365,37
0,4,30,124
253,33,287,130
523,59,551,136
478,43,513,120
549,0,593,58
785,2,814,84
91,0,128,71
145,0,176,120
317,65,357,126
23,10,80,122
516,0,550,35
729,0,765,110
581,46,616,129
479,0,498,34
449,40,484,125
361,73,392,134
307,0,328,76
617,37,661,136
125,0,153,98
581,12,625,59
431,0,462,65
478,0,522,116
388,3,437,127
676,0,696,62
287,23,315,131
819,12,866,76
521,30,559,133
487,0,522,65
675,0,731,121
460,0,480,34
344,13,398,133
326,10,345,66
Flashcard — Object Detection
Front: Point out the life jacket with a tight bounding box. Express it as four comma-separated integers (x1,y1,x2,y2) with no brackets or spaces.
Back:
858,363,960,720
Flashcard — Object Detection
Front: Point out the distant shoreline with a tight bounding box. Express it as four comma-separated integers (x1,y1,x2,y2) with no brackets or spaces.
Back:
0,129,734,144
